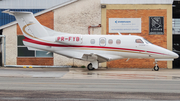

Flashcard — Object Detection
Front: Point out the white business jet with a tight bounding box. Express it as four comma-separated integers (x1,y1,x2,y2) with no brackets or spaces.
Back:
3,10,179,71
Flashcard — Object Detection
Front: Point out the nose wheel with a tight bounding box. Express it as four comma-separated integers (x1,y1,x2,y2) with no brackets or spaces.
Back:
153,61,159,71
87,63,94,70
154,65,159,71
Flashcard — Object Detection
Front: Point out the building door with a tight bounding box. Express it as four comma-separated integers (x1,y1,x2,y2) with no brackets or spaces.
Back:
173,35,180,69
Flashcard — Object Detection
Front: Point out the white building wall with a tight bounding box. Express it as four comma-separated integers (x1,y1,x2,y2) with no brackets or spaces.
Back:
54,0,101,67
2,25,17,65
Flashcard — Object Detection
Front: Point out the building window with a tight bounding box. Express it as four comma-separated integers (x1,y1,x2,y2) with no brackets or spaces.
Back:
17,35,53,57
18,47,35,57
116,39,121,44
36,51,53,57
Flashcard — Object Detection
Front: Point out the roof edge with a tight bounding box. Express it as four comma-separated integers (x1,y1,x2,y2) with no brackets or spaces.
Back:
101,0,173,5
0,0,78,30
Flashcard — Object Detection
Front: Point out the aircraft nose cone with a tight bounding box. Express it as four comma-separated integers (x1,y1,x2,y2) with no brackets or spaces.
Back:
174,53,179,59
172,52,179,59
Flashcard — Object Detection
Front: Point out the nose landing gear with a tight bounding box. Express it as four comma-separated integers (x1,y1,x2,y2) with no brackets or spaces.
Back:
153,61,159,71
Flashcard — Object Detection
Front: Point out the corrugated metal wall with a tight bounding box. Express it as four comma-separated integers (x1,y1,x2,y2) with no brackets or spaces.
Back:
0,0,71,9
101,0,173,4
0,0,72,27
0,9,44,27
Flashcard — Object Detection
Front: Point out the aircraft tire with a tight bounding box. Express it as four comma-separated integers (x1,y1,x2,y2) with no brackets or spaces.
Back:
87,63,94,70
154,66,159,71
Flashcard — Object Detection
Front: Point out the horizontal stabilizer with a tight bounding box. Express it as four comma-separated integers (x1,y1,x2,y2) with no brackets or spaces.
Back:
82,53,124,63
3,10,31,15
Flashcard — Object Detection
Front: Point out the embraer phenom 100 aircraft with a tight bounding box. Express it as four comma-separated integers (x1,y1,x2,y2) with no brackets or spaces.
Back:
3,10,178,71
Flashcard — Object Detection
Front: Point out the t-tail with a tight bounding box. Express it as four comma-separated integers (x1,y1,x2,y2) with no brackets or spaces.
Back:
3,10,49,39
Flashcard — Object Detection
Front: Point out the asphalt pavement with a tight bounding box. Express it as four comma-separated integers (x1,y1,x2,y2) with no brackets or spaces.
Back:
0,67,180,101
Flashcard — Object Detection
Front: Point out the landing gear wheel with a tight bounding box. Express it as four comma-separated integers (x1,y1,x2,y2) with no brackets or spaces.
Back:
154,65,159,71
87,63,94,70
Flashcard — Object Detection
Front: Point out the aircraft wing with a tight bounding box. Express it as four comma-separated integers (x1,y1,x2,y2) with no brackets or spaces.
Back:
82,53,123,63
55,50,123,63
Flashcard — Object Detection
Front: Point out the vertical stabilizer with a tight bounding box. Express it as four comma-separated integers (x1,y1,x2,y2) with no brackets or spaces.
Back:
3,10,49,39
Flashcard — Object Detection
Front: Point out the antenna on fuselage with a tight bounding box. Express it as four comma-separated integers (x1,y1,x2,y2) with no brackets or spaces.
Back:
117,32,122,35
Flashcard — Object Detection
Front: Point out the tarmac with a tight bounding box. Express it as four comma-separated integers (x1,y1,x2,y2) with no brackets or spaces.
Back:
63,68,180,80
0,67,180,80
0,67,180,100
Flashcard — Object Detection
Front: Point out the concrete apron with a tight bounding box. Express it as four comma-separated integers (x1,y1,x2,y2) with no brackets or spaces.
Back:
0,67,180,80
62,68,180,80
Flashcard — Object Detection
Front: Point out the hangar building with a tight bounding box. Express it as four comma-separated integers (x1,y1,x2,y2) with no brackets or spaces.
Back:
0,0,178,69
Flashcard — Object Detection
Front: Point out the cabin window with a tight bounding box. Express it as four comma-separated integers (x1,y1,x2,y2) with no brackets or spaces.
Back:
135,39,143,43
17,35,53,57
99,37,106,46
90,39,95,44
108,39,113,44
116,39,121,44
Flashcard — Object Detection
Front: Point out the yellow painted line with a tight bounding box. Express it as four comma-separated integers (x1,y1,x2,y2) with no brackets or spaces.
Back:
23,66,26,68
29,66,33,68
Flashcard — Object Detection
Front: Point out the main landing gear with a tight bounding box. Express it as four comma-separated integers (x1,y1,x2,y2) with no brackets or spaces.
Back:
87,61,98,70
153,61,159,71
87,63,94,70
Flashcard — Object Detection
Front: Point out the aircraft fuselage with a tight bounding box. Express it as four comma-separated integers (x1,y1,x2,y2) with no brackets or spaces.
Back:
23,35,178,62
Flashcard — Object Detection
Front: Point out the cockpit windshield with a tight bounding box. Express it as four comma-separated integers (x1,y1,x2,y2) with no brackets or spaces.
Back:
135,39,144,43
143,38,152,44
